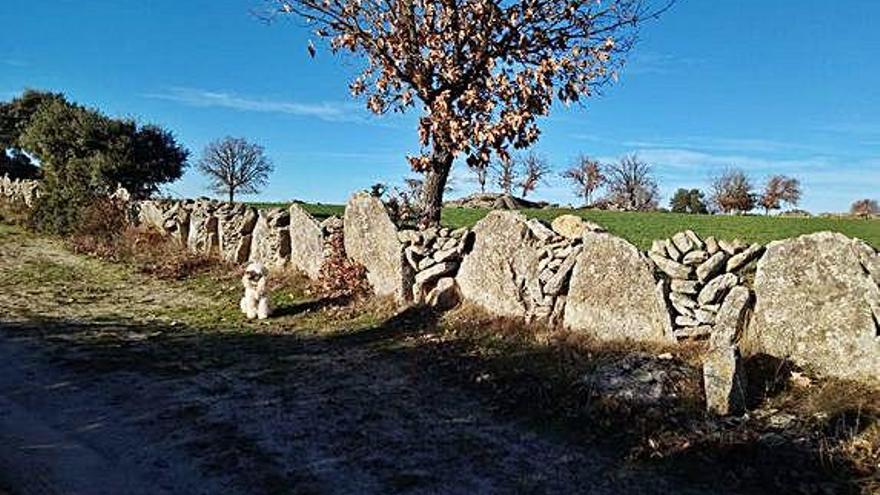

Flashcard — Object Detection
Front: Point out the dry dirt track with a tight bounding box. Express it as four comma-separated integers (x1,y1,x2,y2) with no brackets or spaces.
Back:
0,229,728,495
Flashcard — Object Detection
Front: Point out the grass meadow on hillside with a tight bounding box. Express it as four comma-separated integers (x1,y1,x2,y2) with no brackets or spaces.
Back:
250,202,880,250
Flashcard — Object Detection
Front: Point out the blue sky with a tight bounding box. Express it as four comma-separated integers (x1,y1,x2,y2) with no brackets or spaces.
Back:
2,0,878,212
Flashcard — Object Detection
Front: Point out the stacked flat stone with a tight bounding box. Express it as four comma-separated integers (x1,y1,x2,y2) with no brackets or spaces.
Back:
0,175,41,207
648,230,764,340
137,199,191,246
530,220,583,324
400,226,472,306
216,202,258,264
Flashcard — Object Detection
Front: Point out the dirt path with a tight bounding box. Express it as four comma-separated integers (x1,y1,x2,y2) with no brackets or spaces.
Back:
0,228,724,494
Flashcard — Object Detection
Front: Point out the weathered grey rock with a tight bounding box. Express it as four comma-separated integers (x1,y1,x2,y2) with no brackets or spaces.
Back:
705,236,720,255
398,229,421,245
744,232,880,384
670,279,700,295
726,243,764,273
710,286,752,349
696,251,728,282
543,245,583,296
685,230,704,251
433,247,459,264
650,239,668,257
426,277,460,310
413,261,458,302
457,211,543,319
583,353,697,407
215,204,258,264
674,325,712,339
344,192,413,302
564,232,674,344
288,203,326,279
682,250,709,266
718,239,738,255
669,291,698,314
703,345,748,415
187,203,219,255
527,218,557,242
550,214,604,239
671,232,695,254
249,208,291,269
698,273,739,305
665,242,682,262
694,308,716,325
852,239,880,286
675,315,700,327
648,252,692,279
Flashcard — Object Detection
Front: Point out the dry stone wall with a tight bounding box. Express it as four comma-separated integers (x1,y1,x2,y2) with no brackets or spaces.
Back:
3,183,880,390
0,175,41,207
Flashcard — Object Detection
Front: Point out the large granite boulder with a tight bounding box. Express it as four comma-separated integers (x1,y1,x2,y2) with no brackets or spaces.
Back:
550,214,604,240
216,203,258,264
187,201,219,256
343,192,412,302
289,203,325,280
743,232,880,384
456,211,544,319
249,208,291,269
563,232,674,344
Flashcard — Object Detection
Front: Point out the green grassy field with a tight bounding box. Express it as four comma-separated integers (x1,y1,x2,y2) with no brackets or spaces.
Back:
249,202,880,250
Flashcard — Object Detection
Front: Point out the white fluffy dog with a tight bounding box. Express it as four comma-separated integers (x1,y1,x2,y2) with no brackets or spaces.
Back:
240,261,271,320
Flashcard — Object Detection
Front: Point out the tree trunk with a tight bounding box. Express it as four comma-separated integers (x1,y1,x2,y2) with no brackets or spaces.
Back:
228,188,235,203
419,151,453,227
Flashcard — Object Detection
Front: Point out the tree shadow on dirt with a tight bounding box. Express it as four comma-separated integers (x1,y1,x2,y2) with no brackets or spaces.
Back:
0,304,875,495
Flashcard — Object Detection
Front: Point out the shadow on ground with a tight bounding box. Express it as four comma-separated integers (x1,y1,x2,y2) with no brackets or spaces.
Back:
0,302,875,495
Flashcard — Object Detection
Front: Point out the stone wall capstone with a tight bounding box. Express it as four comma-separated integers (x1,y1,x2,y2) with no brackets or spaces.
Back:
343,192,413,302
743,231,880,384
564,232,674,344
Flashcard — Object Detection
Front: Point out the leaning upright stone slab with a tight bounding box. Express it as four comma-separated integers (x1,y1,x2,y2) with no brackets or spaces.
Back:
187,201,219,256
216,203,258,264
456,211,544,319
744,232,880,384
343,192,412,302
289,203,326,280
249,207,291,269
563,232,674,344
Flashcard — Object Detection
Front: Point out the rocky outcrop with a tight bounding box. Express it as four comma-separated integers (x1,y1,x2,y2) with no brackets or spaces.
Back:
343,192,413,302
215,203,258,264
744,232,880,384
564,232,674,344
249,208,291,269
289,203,327,279
649,231,761,341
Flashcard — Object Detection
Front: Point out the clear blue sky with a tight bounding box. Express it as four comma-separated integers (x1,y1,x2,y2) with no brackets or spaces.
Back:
2,0,878,212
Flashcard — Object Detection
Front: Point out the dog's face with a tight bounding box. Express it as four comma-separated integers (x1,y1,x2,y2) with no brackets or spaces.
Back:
244,262,267,282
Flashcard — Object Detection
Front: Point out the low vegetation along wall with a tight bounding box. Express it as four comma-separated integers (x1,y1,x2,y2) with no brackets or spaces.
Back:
3,176,880,412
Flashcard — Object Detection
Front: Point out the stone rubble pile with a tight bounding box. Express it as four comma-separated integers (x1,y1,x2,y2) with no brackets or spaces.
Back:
399,226,472,308
648,230,764,341
0,175,41,207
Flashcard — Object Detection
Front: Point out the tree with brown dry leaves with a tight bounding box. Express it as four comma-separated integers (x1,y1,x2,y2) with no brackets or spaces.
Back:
758,175,801,215
562,155,605,206
850,198,879,219
710,168,755,214
269,0,673,225
605,154,658,211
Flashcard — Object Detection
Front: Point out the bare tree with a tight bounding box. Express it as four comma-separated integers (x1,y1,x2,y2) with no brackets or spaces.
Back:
271,0,673,225
710,168,755,214
469,162,490,193
493,159,519,196
517,152,551,198
562,155,605,206
851,198,879,219
604,154,659,211
197,137,274,203
758,175,801,214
